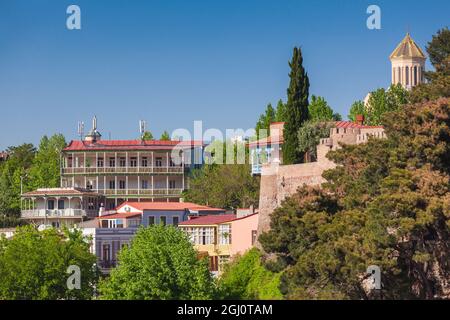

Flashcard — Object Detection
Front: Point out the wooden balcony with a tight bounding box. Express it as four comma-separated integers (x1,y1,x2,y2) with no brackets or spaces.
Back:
21,209,94,219
61,166,184,175
101,188,183,197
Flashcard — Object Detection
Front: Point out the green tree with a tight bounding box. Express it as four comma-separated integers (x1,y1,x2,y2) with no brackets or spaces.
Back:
275,99,287,122
28,134,66,190
184,164,259,210
426,27,450,75
0,143,36,216
218,248,283,300
255,103,276,138
365,84,408,125
297,120,334,162
0,226,98,300
260,97,450,299
160,131,171,141
348,100,367,122
142,131,154,141
99,225,216,299
308,95,334,121
410,27,450,103
283,47,310,164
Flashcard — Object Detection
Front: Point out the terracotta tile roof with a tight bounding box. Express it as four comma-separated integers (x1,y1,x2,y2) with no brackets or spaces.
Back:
97,212,142,220
248,121,383,147
64,140,205,152
333,121,384,129
178,214,237,226
117,201,224,212
22,188,101,197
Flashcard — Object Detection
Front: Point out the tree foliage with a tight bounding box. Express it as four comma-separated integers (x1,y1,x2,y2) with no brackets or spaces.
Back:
410,27,450,103
160,131,171,141
297,120,334,162
142,131,154,141
260,97,450,299
308,95,340,121
348,100,366,122
184,164,259,210
218,248,283,300
99,225,216,300
0,226,98,300
283,47,310,164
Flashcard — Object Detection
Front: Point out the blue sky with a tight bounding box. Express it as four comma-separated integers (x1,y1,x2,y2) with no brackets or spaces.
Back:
0,0,449,149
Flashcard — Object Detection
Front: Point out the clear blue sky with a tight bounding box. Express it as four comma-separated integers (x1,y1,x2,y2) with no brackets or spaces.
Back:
0,0,449,149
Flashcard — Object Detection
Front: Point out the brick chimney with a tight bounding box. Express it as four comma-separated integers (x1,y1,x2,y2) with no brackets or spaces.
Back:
355,114,365,126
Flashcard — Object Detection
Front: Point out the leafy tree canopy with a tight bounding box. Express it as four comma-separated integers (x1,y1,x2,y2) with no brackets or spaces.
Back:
0,226,98,300
99,225,216,300
260,97,450,299
142,131,154,141
218,248,283,300
160,131,171,141
308,95,340,121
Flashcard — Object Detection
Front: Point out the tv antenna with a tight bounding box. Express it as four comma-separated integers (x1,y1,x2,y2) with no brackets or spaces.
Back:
77,121,84,140
139,120,147,140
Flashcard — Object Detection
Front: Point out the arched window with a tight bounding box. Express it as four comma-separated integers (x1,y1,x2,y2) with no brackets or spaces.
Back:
414,66,418,86
405,66,409,86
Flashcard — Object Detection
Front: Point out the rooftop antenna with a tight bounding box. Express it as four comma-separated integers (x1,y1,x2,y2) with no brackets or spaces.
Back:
77,121,84,141
139,120,147,142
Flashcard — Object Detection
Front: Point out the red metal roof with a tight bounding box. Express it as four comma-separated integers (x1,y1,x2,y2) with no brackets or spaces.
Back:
64,139,204,152
178,214,237,226
117,201,224,212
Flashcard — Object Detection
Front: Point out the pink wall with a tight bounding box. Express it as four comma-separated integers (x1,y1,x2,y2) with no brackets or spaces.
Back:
230,213,259,256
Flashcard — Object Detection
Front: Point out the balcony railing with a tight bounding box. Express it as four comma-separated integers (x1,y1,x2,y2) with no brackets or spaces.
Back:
61,166,184,175
101,188,183,196
21,209,91,218
98,259,117,269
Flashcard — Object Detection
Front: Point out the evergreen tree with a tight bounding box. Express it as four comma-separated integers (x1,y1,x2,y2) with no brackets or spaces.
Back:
255,103,276,138
160,131,171,141
275,99,287,122
283,47,310,164
141,131,154,141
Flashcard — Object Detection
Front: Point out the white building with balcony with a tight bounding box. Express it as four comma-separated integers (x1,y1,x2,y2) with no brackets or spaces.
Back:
60,117,205,210
21,187,103,228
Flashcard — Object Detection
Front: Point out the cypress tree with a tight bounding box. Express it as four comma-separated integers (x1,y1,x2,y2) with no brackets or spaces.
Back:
283,47,310,164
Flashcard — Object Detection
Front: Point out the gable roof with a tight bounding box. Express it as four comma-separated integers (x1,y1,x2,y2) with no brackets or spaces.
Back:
97,212,142,220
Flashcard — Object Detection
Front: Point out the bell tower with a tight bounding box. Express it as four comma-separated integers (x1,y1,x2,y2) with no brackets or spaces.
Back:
390,33,426,90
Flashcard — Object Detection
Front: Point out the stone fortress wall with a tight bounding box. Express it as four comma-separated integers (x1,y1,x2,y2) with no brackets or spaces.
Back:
257,123,386,236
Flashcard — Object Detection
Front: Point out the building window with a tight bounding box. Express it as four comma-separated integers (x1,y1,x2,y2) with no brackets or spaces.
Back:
160,216,167,226
405,66,409,86
148,216,155,226
252,230,257,245
169,180,176,189
128,219,140,227
141,180,148,189
102,244,111,261
101,220,108,228
218,224,231,245
109,158,116,167
57,199,65,210
414,66,418,85
48,200,55,210
156,157,162,167
116,219,124,228
130,157,137,167
119,157,126,167
141,157,148,167
173,216,179,227
97,157,104,167
109,180,116,190
209,256,219,272
119,180,126,190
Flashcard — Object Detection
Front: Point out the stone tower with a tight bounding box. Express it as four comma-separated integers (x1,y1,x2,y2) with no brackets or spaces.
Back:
390,33,426,90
